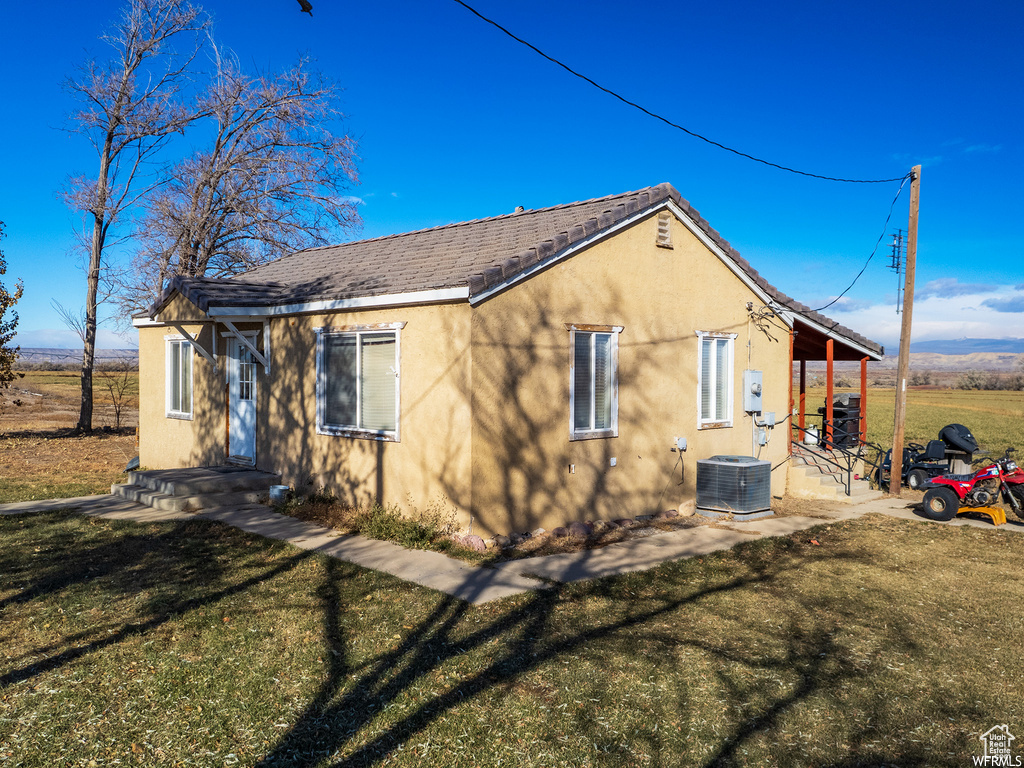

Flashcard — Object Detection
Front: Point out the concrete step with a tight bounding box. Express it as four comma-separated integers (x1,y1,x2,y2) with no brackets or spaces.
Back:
111,483,269,513
792,457,872,485
786,464,881,503
124,467,281,497
790,465,846,487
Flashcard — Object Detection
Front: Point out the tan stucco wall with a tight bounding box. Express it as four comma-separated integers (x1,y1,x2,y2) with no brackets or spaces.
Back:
139,207,793,537
138,294,223,470
467,211,791,535
259,304,474,522
139,297,476,527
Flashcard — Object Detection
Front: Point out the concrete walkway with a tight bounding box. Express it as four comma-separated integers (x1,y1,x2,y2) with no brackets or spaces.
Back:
2,493,1022,604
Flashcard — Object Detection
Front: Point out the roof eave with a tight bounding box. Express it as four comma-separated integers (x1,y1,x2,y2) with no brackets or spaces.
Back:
207,286,471,317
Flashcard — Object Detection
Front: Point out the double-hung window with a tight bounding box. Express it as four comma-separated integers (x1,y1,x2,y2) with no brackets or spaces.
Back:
166,337,193,419
569,325,621,440
316,324,401,440
697,332,735,427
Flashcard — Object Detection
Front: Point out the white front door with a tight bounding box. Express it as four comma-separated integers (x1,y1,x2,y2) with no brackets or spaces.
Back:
228,337,257,463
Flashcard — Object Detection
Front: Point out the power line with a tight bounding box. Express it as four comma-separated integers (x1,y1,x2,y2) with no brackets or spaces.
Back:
450,0,908,185
808,174,911,313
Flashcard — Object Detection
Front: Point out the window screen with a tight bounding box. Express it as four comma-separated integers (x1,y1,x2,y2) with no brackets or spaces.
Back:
572,330,616,437
167,339,193,417
320,330,398,436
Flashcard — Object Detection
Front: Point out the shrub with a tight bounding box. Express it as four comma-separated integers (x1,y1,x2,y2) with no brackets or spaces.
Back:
956,370,993,390
282,491,458,551
909,370,933,386
1004,374,1024,391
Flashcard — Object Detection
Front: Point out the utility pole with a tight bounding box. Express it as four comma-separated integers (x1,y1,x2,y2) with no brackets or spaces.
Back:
889,165,921,498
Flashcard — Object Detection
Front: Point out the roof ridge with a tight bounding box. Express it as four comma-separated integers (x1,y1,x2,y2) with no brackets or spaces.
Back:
467,182,680,294
151,181,882,357
242,185,671,273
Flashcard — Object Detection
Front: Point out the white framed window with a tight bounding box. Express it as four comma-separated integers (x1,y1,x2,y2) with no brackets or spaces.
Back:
165,337,193,419
568,324,622,440
697,332,735,428
316,324,402,440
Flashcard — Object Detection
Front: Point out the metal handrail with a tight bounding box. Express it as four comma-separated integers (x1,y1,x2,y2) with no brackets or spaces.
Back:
792,418,883,496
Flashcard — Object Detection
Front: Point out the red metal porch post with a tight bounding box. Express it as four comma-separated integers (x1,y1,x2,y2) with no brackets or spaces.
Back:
860,356,868,443
788,332,796,454
799,360,806,436
825,339,834,444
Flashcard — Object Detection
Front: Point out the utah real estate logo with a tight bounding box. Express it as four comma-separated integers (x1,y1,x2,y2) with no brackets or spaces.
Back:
976,725,1020,766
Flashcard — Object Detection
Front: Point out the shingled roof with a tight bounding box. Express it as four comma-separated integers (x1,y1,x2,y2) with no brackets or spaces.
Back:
150,182,883,358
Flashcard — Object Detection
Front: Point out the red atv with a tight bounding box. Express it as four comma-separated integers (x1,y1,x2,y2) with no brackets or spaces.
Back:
920,448,1024,522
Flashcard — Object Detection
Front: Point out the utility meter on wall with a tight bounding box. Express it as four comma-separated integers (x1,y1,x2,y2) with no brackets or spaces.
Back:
743,370,763,413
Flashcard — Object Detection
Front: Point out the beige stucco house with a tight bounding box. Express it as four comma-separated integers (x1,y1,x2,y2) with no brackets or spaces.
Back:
135,183,883,536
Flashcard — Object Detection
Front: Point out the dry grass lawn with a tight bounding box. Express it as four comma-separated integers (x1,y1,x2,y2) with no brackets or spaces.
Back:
0,371,139,502
3,376,1024,765
2,510,1022,767
2,369,138,432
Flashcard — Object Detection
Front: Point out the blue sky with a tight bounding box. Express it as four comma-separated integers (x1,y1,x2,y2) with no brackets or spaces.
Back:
1,0,1021,350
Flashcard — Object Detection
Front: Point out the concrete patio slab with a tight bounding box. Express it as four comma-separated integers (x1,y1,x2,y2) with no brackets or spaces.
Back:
719,515,839,537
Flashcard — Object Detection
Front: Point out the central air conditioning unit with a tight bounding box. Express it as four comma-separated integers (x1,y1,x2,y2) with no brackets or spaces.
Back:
696,455,772,519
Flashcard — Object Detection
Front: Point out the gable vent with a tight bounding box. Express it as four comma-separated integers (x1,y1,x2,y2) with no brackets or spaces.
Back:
656,212,673,248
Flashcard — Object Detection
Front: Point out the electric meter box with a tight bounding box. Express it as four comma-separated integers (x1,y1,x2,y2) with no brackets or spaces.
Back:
743,370,763,413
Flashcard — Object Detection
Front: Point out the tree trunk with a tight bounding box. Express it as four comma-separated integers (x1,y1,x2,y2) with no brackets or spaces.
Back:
77,133,112,434
77,213,104,433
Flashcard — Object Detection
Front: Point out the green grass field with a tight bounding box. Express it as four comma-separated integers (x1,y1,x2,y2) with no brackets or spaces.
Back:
806,387,1024,455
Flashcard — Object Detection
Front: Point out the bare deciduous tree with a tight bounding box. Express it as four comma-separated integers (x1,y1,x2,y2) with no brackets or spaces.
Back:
64,0,208,433
0,222,25,414
97,356,139,430
120,50,360,316
52,299,88,345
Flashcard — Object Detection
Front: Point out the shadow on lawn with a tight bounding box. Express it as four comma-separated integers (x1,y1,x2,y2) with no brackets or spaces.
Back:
256,542,943,768
1,512,970,767
0,513,314,687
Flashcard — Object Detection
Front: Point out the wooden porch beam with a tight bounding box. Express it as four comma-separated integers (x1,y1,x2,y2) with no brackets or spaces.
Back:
788,331,795,456
171,324,218,372
221,320,270,374
799,359,806,436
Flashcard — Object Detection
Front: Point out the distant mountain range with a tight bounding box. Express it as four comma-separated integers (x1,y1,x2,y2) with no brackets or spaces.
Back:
910,338,1024,355
17,348,139,365
15,342,1022,370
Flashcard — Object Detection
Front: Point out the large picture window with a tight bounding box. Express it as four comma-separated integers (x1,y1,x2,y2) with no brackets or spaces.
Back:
698,332,734,427
166,338,193,419
569,325,620,440
317,326,400,439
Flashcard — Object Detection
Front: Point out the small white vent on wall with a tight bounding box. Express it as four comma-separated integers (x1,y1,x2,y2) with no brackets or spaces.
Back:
656,212,673,248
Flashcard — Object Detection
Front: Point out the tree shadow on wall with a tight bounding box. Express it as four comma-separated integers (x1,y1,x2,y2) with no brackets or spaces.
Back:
422,280,749,537
186,307,382,510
